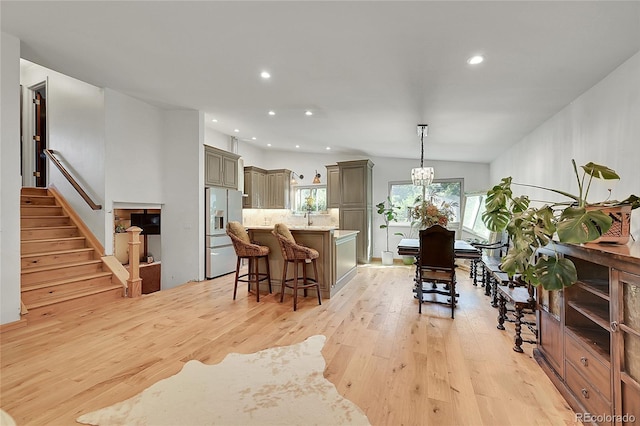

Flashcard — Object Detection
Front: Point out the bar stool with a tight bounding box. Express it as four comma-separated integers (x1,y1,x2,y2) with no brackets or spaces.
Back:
271,223,322,311
226,221,272,301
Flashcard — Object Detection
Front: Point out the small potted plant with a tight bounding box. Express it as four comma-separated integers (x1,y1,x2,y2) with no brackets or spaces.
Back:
376,197,400,265
483,160,639,290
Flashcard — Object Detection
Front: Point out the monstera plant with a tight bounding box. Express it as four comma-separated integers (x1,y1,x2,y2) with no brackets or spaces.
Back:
482,160,639,291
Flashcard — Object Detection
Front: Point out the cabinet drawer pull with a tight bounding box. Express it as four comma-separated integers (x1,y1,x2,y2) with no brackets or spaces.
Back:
581,388,589,399
580,356,588,367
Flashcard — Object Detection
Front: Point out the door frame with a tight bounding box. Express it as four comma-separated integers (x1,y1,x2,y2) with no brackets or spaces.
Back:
22,79,48,187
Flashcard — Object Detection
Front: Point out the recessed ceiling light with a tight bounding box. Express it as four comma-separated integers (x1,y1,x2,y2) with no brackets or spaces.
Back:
251,137,257,140
267,143,272,147
234,129,239,133
260,71,271,79
326,147,331,150
467,55,484,65
295,145,300,148
268,110,276,116
211,119,218,123
305,111,313,116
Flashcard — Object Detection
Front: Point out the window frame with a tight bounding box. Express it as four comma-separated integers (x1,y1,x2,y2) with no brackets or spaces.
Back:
292,184,328,214
387,178,464,235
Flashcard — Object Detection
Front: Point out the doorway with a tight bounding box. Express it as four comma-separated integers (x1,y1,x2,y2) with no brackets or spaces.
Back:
22,82,47,187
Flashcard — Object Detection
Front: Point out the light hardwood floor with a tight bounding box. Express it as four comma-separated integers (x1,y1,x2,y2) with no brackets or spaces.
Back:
1,263,580,425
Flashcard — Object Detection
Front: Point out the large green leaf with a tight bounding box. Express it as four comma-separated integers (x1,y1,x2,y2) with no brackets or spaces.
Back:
500,246,534,277
535,256,578,290
485,178,512,212
511,195,530,213
482,208,510,232
581,162,620,180
556,207,612,243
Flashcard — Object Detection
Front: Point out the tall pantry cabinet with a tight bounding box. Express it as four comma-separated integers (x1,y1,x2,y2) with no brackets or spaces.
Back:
337,159,373,264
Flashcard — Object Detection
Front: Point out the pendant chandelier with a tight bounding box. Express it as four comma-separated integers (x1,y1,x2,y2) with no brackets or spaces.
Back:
411,124,434,187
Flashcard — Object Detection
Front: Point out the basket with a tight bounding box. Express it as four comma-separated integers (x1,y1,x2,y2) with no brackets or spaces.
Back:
590,205,632,245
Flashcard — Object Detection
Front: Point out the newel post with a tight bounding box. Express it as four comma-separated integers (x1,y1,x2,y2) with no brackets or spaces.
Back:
126,226,142,298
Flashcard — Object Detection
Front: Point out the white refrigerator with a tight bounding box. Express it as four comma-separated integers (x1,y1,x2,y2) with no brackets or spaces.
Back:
205,187,243,278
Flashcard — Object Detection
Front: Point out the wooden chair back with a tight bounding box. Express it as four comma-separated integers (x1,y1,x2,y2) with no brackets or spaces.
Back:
419,225,455,270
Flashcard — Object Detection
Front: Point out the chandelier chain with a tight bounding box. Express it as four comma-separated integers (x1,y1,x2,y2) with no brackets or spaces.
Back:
420,127,424,168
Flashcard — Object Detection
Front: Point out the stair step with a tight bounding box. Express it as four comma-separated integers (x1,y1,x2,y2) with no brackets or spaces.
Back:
21,248,96,269
22,272,113,305
20,205,64,217
21,215,71,228
21,226,79,241
25,286,124,322
21,236,86,255
21,187,49,196
21,195,56,206
21,260,104,286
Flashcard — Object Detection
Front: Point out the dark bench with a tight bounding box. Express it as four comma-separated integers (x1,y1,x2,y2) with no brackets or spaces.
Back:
496,285,537,353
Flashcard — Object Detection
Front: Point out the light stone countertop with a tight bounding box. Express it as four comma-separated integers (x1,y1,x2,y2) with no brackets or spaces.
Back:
244,225,337,231
333,230,359,239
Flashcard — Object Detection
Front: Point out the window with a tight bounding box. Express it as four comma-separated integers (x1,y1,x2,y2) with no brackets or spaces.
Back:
462,193,491,240
389,179,463,226
293,185,327,213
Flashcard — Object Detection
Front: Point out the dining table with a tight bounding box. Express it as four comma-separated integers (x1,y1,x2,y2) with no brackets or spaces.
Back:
397,238,481,260
397,238,482,301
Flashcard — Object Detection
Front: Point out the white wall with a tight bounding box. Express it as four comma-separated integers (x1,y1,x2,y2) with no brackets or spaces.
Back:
0,32,22,324
20,61,107,247
161,110,205,288
104,89,164,255
491,51,640,241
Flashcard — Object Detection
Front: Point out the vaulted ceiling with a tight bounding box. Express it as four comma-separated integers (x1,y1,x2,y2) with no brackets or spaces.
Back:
2,1,639,162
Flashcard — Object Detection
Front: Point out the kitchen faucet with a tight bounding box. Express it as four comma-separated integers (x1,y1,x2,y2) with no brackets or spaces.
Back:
304,211,313,226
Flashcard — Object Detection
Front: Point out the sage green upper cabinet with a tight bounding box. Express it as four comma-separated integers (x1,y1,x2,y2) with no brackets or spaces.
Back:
205,145,239,189
243,166,267,208
326,164,340,208
266,169,292,209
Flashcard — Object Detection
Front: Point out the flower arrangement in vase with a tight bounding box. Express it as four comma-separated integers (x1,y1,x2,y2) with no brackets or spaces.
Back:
410,198,456,229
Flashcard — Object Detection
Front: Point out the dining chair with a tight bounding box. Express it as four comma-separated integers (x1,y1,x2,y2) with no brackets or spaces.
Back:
417,224,457,318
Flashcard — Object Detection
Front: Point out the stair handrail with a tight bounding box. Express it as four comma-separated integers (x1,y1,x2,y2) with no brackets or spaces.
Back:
43,149,102,210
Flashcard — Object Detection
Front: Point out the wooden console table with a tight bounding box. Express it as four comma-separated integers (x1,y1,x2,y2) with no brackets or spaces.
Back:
535,242,639,425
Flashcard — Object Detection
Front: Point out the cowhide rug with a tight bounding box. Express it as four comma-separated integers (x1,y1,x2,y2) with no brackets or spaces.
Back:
77,335,370,425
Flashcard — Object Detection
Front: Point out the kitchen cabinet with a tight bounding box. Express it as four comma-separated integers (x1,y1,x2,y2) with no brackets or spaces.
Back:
266,169,291,209
535,242,640,425
337,159,373,263
205,145,240,189
243,167,291,209
243,166,267,208
326,164,340,208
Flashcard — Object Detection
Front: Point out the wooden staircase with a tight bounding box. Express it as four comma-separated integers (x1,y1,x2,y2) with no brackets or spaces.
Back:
20,187,124,321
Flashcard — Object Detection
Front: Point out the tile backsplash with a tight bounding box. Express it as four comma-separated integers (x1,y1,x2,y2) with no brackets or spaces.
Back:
243,208,339,227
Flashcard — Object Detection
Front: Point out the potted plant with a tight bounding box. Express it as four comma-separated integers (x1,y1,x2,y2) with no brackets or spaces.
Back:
482,160,639,290
376,197,401,265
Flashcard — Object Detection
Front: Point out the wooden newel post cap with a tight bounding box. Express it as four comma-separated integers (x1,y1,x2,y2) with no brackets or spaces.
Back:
126,226,143,234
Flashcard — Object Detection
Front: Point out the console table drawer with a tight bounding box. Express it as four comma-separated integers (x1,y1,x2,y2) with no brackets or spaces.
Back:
565,332,611,400
565,362,612,424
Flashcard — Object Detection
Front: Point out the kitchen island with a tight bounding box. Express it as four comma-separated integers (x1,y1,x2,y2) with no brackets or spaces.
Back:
247,226,359,299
